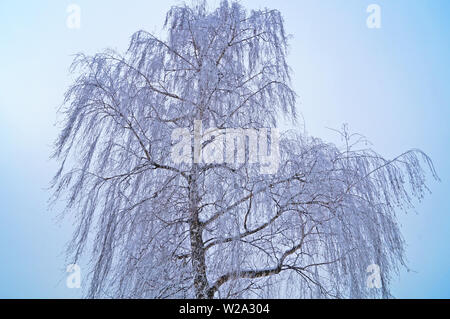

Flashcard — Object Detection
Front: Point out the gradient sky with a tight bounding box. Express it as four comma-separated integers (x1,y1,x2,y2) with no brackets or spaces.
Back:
0,0,448,298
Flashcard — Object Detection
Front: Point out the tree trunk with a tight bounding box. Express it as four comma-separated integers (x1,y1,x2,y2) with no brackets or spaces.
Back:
188,164,210,298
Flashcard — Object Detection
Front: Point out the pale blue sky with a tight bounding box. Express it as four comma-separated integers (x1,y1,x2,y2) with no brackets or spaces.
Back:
0,0,448,298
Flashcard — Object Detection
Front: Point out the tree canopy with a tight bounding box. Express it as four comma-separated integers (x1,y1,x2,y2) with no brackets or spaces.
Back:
51,0,438,298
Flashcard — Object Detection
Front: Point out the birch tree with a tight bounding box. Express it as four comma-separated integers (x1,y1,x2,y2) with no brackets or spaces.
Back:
51,0,438,298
